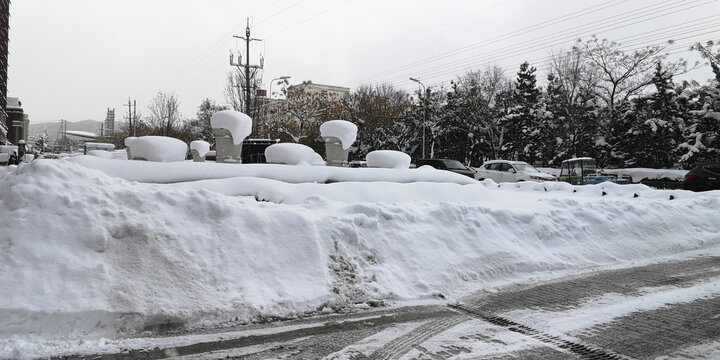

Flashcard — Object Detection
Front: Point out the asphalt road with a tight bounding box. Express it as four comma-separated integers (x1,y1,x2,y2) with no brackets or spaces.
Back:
57,255,720,360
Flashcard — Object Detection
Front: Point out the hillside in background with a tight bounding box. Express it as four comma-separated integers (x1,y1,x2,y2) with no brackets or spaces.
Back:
27,120,102,140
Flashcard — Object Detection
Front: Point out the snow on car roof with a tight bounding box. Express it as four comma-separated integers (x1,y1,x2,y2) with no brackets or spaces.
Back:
483,159,530,164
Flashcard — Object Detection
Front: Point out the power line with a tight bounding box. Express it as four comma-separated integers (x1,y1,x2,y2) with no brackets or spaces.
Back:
346,0,696,85
264,0,351,39
344,0,715,87
138,0,302,100
288,0,516,76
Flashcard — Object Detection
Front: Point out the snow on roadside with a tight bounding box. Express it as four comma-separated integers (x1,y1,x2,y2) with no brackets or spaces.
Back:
0,157,719,359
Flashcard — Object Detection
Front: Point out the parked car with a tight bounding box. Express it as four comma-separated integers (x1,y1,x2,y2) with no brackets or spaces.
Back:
416,158,476,178
475,160,556,183
684,163,720,191
557,157,631,185
348,160,368,168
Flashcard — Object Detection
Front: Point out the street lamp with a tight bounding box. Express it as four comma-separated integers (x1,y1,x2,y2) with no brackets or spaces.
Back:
409,77,427,159
269,76,291,99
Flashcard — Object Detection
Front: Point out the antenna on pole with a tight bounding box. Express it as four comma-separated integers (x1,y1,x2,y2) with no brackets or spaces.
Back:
231,17,263,134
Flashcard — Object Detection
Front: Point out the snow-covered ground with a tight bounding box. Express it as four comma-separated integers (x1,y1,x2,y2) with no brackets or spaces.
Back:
1,156,718,359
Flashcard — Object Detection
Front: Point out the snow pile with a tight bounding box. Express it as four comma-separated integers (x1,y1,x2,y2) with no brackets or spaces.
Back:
265,143,317,165
311,152,326,166
210,110,252,145
1,158,719,358
320,120,358,150
126,136,188,162
189,140,210,157
65,155,477,184
87,150,128,160
366,150,411,169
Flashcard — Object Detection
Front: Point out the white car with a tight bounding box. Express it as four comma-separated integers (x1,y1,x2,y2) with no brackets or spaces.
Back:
475,160,557,183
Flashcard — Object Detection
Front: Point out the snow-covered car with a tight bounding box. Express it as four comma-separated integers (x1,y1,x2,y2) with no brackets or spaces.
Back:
347,160,368,168
416,158,476,178
474,160,556,183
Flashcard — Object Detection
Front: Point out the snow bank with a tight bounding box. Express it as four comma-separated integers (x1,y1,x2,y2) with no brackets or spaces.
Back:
1,158,719,358
320,120,358,150
210,110,252,145
366,150,411,169
127,136,188,162
265,143,317,165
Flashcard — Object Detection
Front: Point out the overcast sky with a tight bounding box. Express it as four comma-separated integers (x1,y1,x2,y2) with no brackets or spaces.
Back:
7,0,720,124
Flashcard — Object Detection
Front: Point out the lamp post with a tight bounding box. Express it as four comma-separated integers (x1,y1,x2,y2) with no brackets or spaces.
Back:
409,77,427,159
265,76,291,132
269,76,291,99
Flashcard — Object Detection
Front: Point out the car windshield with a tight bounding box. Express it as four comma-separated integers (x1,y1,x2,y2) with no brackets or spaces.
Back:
443,160,469,170
514,163,539,173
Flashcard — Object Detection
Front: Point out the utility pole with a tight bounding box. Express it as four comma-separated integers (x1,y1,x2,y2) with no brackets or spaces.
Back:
230,18,263,134
124,98,137,137
409,77,427,159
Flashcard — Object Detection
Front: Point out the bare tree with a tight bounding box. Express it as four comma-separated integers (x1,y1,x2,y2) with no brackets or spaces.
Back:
692,40,720,82
573,36,687,110
547,49,600,158
455,65,511,107
147,90,182,136
278,86,328,143
224,69,263,117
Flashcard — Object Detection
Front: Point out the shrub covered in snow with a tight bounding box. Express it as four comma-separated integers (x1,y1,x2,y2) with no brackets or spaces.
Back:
211,110,252,145
366,150,411,169
319,120,357,150
127,136,188,162
190,140,210,157
265,143,317,165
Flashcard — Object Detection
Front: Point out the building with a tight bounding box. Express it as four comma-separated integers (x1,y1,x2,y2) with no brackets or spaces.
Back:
287,81,350,100
1,0,10,141
6,96,27,144
104,108,115,136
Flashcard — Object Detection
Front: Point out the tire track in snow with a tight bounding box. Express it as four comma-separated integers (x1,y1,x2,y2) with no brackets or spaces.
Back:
368,314,469,359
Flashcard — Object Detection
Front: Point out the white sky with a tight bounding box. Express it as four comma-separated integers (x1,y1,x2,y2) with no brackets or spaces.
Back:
6,0,720,123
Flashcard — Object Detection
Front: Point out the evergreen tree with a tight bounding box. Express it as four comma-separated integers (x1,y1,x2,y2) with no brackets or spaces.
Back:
441,79,490,165
679,83,720,164
190,99,228,148
626,63,686,168
502,62,541,162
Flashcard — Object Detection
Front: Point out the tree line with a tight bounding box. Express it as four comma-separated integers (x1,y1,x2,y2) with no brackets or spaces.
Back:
102,37,720,169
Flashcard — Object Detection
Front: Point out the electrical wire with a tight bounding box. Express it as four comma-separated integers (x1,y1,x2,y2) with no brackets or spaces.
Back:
345,0,697,85
343,0,717,88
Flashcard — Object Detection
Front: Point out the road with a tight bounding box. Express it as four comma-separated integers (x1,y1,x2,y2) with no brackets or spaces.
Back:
57,255,720,360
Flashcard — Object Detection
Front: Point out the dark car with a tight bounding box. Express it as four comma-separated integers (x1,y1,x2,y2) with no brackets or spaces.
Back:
416,158,476,178
684,163,720,191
